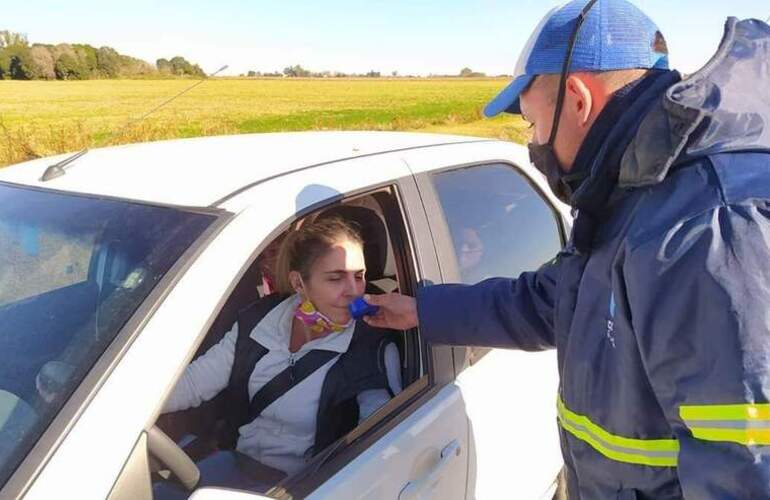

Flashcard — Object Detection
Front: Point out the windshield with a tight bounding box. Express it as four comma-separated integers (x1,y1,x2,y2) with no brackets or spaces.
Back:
0,182,217,487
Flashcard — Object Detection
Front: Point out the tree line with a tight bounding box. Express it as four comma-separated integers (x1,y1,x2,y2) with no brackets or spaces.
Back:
1,30,499,81
0,30,205,80
243,65,490,79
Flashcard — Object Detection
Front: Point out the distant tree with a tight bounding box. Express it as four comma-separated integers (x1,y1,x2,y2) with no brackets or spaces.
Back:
391,70,398,77
0,53,9,79
96,46,121,77
156,58,172,74
156,56,203,77
0,31,30,79
73,44,97,76
283,64,310,77
51,43,74,60
55,52,89,80
246,70,257,77
118,55,154,76
165,56,205,77
5,45,38,79
459,67,486,77
0,30,28,48
0,32,204,80
190,63,205,77
30,45,56,79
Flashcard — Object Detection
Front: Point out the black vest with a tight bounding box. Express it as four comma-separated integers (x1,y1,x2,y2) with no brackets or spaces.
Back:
222,294,396,455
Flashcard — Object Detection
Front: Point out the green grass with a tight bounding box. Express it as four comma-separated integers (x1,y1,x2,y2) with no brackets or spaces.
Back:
0,78,531,167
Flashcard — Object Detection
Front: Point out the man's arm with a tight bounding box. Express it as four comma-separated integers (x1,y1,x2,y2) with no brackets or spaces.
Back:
625,206,770,498
366,257,561,351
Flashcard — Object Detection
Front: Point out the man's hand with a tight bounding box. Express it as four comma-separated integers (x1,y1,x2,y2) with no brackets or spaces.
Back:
362,293,419,330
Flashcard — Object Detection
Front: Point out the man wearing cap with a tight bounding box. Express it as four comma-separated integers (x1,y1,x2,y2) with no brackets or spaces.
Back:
365,0,770,497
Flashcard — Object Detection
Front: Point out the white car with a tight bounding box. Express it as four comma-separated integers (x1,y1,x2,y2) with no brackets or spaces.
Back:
0,132,569,500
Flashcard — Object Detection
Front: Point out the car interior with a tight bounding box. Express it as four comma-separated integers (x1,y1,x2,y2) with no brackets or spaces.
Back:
154,186,423,495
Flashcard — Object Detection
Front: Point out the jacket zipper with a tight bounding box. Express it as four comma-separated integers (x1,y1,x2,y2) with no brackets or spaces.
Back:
289,353,296,382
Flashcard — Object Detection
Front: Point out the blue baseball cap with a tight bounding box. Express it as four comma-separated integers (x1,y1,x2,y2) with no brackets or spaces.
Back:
484,0,670,117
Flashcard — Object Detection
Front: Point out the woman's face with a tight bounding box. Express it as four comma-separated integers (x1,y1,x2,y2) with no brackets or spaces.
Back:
295,238,366,325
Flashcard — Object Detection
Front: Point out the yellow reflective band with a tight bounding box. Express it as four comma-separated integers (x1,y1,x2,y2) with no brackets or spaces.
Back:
688,427,770,446
680,403,770,421
557,398,679,467
680,403,770,446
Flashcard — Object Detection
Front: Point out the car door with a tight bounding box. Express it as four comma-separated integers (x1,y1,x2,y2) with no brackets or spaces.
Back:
403,142,570,500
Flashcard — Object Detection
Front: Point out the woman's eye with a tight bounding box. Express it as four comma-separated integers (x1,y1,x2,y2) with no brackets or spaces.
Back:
527,122,535,130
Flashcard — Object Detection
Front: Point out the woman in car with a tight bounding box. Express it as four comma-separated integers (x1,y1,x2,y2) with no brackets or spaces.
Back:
156,217,402,495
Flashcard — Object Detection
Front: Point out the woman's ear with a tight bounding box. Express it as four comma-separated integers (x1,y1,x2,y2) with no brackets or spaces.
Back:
288,271,304,295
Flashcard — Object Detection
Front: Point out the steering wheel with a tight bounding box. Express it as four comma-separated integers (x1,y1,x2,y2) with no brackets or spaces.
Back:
147,425,201,491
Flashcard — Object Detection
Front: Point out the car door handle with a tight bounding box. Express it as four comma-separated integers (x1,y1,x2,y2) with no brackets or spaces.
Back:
399,439,462,500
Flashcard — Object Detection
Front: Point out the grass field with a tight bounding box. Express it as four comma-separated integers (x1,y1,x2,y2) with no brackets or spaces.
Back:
0,78,531,167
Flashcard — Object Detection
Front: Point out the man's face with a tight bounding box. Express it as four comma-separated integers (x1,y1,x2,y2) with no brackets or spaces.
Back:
519,74,597,173
520,77,557,150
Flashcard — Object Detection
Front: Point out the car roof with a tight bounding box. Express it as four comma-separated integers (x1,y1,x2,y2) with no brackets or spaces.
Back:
0,131,491,208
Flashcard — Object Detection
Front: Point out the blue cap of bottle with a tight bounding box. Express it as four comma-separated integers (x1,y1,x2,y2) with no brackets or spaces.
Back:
348,297,380,320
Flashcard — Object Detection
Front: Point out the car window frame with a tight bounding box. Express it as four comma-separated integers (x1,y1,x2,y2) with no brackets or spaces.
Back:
278,176,454,498
413,161,568,372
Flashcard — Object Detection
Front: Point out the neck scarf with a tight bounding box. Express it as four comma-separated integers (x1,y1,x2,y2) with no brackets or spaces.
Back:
294,298,352,335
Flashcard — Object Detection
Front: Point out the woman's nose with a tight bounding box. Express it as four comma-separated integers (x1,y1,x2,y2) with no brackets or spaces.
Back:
343,274,358,296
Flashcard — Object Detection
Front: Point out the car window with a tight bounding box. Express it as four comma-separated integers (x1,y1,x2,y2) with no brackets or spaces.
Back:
154,186,438,497
0,182,216,489
431,163,563,284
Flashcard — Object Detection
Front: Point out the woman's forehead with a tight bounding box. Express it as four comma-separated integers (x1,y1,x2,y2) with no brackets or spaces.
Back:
314,241,366,272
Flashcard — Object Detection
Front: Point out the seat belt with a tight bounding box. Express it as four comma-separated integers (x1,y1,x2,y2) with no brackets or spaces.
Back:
246,350,339,422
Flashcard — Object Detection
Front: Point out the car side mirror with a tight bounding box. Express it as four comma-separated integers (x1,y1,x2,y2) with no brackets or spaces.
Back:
189,487,272,500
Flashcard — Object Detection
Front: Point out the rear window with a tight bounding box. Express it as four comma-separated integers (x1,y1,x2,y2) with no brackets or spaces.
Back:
0,182,217,487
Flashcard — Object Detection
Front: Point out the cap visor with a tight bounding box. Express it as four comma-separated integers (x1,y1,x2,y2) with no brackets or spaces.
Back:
483,74,534,117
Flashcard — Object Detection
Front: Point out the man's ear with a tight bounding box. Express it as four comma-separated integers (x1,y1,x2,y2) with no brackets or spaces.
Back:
565,75,594,127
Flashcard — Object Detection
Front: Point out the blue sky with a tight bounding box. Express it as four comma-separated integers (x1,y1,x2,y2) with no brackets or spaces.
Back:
5,1,769,76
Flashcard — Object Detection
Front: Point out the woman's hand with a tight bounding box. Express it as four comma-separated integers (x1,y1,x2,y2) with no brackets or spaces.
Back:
362,293,419,330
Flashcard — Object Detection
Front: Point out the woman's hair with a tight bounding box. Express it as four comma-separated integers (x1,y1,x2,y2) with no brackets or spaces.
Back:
275,216,363,294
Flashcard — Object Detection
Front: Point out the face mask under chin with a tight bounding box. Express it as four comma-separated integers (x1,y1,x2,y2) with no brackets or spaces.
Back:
294,296,352,335
528,141,574,205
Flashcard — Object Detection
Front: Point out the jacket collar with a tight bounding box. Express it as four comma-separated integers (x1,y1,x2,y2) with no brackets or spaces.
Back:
619,17,770,187
571,17,770,209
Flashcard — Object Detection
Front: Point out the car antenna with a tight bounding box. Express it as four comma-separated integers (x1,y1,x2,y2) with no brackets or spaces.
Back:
40,64,229,182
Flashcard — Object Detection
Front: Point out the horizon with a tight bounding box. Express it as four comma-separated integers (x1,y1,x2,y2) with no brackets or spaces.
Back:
4,1,770,77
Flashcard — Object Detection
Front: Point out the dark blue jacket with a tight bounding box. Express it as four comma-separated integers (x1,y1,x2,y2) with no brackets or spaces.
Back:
418,18,770,499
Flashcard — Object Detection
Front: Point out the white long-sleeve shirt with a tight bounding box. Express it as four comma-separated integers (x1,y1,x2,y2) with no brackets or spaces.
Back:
164,295,401,474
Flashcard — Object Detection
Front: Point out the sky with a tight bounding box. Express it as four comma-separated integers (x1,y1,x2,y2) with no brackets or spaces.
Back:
5,0,769,77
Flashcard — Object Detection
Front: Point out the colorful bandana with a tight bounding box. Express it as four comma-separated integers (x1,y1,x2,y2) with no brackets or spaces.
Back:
294,298,352,335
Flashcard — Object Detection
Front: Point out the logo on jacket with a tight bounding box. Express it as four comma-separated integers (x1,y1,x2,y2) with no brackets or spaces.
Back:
606,292,617,348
